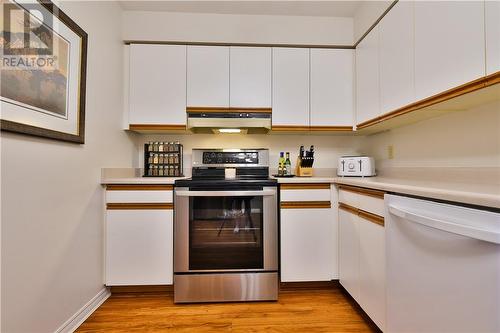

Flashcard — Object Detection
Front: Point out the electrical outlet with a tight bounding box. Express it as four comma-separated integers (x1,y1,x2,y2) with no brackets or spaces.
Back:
387,145,394,159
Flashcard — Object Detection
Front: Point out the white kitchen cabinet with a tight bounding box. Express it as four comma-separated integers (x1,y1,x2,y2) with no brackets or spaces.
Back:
358,216,385,331
129,44,186,125
272,48,310,127
338,185,385,331
229,47,272,108
310,49,354,127
486,1,500,75
356,26,380,125
379,1,414,114
187,46,230,107
414,1,485,100
339,209,360,300
281,208,336,282
106,209,173,285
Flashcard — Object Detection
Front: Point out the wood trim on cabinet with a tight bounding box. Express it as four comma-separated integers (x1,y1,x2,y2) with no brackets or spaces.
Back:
186,107,272,114
280,183,331,190
272,126,353,132
125,40,354,50
106,184,173,191
357,72,500,129
129,124,186,131
106,203,174,210
281,201,331,209
338,202,385,227
358,210,385,226
338,202,359,215
271,125,311,132
338,184,385,199
309,126,354,132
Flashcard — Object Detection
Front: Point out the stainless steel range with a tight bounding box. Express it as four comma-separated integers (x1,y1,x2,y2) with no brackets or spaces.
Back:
173,148,278,303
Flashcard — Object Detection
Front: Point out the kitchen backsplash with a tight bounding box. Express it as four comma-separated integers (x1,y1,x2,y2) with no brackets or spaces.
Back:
133,134,363,173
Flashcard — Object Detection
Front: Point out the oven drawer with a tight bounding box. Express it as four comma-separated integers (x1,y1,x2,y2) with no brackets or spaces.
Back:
174,272,278,303
280,183,331,202
106,185,173,203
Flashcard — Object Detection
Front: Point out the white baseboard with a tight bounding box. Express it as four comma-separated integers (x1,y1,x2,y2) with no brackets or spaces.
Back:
55,287,111,333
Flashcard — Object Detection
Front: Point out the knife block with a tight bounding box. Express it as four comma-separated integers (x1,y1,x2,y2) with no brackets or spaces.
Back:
295,157,313,177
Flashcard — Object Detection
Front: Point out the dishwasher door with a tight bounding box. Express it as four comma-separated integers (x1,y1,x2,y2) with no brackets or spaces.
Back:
385,195,500,333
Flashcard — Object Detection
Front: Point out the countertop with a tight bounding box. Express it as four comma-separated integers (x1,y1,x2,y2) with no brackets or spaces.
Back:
102,168,500,209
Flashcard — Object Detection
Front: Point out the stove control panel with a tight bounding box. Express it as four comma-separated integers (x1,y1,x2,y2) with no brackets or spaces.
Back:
203,151,259,164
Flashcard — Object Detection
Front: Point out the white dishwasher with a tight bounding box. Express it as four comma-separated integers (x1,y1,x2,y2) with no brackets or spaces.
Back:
385,194,500,333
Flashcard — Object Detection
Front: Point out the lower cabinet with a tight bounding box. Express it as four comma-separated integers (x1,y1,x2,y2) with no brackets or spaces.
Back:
280,183,337,282
338,185,386,331
105,184,174,286
358,215,385,330
339,209,360,299
281,208,336,282
339,208,385,330
106,209,174,285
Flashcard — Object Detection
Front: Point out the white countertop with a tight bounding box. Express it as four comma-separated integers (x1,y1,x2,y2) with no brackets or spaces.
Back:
102,168,500,209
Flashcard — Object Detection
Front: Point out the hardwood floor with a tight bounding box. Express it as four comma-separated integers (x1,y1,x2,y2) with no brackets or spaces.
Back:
77,287,378,332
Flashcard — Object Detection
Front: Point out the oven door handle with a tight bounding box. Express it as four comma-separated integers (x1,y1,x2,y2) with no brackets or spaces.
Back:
175,190,276,197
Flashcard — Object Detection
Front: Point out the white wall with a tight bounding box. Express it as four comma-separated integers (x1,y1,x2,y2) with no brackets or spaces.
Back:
123,11,354,45
1,2,136,332
353,0,393,42
359,101,500,168
134,134,363,173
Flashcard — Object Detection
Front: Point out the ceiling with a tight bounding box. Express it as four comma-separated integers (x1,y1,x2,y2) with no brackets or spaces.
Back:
118,1,364,18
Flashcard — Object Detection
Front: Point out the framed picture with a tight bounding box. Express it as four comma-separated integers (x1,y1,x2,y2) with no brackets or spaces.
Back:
0,0,88,143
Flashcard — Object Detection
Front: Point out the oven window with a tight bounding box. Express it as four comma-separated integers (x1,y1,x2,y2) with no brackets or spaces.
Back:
189,195,264,270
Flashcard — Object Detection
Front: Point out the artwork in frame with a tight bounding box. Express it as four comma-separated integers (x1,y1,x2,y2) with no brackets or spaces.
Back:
0,0,88,143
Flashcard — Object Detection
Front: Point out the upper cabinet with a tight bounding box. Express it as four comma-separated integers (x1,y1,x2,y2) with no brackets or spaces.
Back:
414,1,485,100
356,25,380,125
379,1,415,114
187,46,230,107
310,49,354,127
272,48,310,127
486,1,500,75
229,47,272,108
129,44,187,125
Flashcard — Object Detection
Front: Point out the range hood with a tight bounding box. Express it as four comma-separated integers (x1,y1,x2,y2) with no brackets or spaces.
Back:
186,108,272,134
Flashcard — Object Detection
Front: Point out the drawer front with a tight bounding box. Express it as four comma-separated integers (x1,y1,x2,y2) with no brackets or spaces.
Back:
106,185,173,204
106,190,173,204
338,185,385,217
280,183,331,203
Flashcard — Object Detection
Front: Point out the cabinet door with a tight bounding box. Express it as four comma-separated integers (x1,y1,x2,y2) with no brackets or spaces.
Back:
106,209,173,285
486,1,500,75
339,209,360,300
358,218,385,331
414,1,485,100
129,44,186,125
187,46,230,107
356,26,380,125
230,47,272,108
310,49,354,127
280,208,335,282
379,1,414,114
272,48,310,127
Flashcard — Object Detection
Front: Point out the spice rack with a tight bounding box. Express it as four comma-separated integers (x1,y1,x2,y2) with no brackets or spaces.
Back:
144,141,184,177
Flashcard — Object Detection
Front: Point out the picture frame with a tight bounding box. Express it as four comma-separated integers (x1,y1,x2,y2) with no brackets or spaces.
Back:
0,0,88,143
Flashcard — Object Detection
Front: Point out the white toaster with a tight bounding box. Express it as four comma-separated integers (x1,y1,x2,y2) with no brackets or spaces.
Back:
337,156,376,177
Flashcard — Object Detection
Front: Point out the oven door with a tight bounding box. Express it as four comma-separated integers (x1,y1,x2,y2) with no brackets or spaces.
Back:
174,187,278,273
